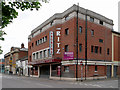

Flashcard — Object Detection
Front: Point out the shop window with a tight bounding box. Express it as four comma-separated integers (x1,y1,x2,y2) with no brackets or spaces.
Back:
79,26,82,33
35,66,38,70
79,44,82,52
65,28,69,35
65,45,69,52
95,46,98,53
64,66,69,72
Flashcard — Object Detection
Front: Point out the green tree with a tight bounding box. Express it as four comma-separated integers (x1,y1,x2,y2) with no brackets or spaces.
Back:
0,0,49,54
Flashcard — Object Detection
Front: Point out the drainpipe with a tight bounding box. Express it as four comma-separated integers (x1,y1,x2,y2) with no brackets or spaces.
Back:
76,3,79,81
85,10,88,80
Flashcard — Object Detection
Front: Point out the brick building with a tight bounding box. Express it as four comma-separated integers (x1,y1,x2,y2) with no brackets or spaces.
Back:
111,31,120,77
4,43,28,74
28,5,119,80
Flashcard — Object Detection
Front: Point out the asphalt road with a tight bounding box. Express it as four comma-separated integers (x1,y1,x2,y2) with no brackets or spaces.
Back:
0,74,119,89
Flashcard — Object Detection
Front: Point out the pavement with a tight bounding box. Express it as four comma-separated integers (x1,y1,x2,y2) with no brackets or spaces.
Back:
0,73,119,89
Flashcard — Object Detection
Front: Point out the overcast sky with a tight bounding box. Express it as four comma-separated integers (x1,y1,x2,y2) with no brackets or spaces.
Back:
0,0,119,58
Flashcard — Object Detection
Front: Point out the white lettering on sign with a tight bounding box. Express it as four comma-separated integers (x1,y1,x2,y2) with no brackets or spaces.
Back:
56,29,61,54
49,31,54,56
56,49,60,54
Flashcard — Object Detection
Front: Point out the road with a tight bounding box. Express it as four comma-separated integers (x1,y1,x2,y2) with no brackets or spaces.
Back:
0,74,119,89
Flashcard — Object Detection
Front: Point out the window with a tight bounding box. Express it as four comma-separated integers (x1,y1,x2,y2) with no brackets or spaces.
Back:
91,45,94,53
107,48,109,55
65,45,69,52
40,29,42,33
65,28,69,35
45,36,47,42
36,52,38,59
100,20,103,25
64,66,69,72
40,39,42,44
40,51,42,59
95,66,97,71
91,30,94,36
32,43,34,47
95,46,98,53
50,21,53,26
33,53,35,60
48,49,50,57
99,39,103,43
44,50,47,58
42,38,44,43
79,26,82,33
36,41,37,46
65,15,69,20
90,17,94,22
100,47,102,54
35,66,38,70
79,44,82,52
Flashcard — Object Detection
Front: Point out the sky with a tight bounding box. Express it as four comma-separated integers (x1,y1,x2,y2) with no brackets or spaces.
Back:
0,0,119,58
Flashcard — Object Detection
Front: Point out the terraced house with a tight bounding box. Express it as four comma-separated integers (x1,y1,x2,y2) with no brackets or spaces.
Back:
28,4,119,80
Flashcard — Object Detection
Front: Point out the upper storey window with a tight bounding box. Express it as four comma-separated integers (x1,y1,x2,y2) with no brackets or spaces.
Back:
99,20,103,25
90,17,94,22
65,28,69,35
65,15,69,21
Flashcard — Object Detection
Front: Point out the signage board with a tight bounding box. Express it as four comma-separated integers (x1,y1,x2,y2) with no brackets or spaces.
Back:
49,31,54,55
63,52,74,60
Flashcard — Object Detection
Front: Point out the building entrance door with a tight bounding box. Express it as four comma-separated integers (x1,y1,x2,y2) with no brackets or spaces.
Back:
107,65,111,78
40,65,50,78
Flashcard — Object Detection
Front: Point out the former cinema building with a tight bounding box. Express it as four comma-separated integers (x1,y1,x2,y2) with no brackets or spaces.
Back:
28,5,119,80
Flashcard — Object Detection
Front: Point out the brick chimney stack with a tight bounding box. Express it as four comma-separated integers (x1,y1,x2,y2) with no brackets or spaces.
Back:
21,43,24,48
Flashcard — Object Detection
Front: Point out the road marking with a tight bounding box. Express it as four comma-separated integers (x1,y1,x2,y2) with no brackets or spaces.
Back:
35,83,53,88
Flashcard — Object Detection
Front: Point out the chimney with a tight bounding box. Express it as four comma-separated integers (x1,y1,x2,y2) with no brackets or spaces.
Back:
21,43,24,48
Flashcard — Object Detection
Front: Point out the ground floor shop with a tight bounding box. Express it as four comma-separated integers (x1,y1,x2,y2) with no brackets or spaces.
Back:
28,60,119,80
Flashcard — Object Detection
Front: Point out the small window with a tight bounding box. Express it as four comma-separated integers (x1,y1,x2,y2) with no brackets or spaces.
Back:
45,36,47,42
40,51,42,59
40,29,42,33
36,41,37,46
91,30,94,36
44,50,47,58
40,39,42,44
99,39,103,43
65,15,69,20
90,17,94,22
100,20,103,25
48,49,50,57
33,53,35,60
32,43,34,47
95,46,98,53
79,26,82,33
65,28,69,35
79,44,82,52
65,45,69,52
91,45,94,53
36,52,38,59
100,47,102,54
107,48,109,55
50,21,53,26
95,66,97,71
64,66,69,72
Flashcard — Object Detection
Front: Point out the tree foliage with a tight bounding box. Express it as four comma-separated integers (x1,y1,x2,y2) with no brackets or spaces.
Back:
0,0,48,54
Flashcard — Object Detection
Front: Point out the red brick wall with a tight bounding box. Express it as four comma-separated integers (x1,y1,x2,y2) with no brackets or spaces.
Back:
114,35,119,61
18,51,28,59
28,17,112,63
